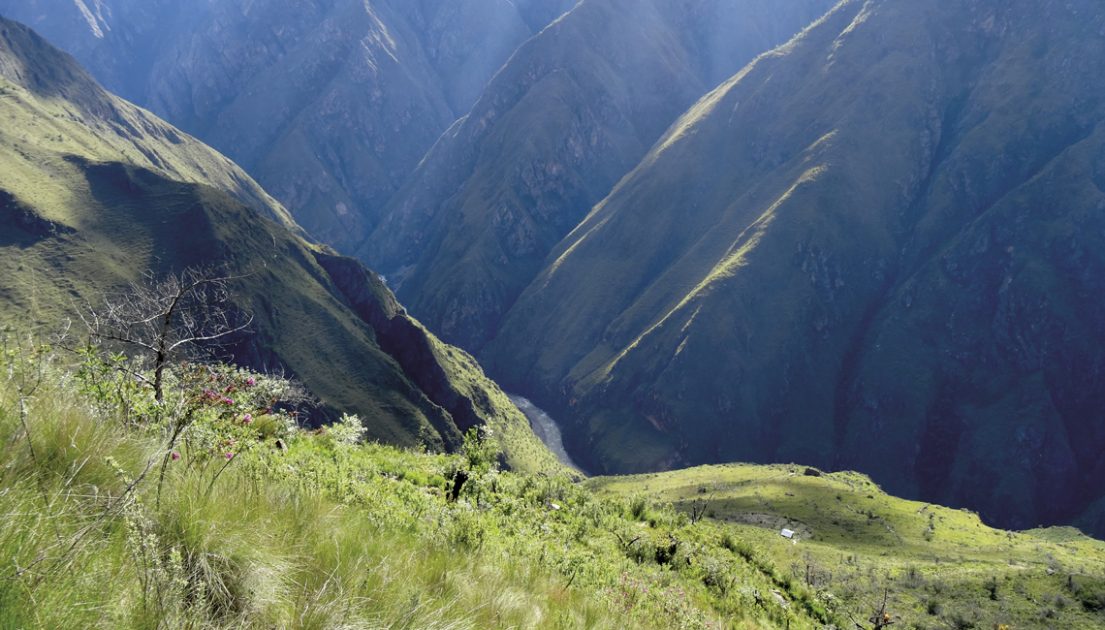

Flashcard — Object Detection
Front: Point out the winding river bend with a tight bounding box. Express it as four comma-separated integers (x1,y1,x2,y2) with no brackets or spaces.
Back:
509,395,582,471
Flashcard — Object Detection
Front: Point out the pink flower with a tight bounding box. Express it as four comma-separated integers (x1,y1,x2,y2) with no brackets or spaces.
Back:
242,413,253,425
170,451,181,461
245,377,256,387
222,397,235,406
225,452,235,460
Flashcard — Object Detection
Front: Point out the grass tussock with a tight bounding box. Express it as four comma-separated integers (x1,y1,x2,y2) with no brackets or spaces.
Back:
0,338,762,629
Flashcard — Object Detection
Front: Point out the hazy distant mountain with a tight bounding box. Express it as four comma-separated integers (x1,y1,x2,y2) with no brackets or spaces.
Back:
363,0,838,349
0,0,577,250
485,0,1105,534
0,16,558,472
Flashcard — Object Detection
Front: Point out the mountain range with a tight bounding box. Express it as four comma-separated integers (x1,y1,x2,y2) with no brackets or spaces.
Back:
3,0,1105,540
362,0,838,349
485,0,1105,534
0,0,577,249
0,15,558,473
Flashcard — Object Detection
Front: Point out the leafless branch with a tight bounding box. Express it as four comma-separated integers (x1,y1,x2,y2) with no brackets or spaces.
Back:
78,266,254,403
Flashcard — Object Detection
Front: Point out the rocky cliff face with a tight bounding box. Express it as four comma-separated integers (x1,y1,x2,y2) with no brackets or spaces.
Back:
363,0,838,350
484,0,1105,534
316,252,481,442
0,0,575,251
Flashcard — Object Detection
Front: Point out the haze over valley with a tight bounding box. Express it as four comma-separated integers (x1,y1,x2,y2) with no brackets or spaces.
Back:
1,1,1104,628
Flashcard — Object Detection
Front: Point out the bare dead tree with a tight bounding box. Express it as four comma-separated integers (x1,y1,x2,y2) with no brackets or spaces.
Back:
848,588,896,630
689,491,716,525
612,530,643,551
79,267,253,403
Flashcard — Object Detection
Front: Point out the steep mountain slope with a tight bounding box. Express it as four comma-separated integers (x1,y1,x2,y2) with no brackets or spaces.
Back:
0,0,577,250
0,17,560,473
485,0,1105,531
363,0,837,349
0,8,297,232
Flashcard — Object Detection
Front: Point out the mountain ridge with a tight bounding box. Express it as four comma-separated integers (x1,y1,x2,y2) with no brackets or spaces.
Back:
483,0,1105,534
0,0,579,251
0,15,561,473
363,0,839,349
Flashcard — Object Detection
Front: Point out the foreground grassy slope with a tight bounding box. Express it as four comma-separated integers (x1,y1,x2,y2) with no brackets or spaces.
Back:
0,347,609,629
0,16,560,473
3,346,1103,629
484,0,1105,533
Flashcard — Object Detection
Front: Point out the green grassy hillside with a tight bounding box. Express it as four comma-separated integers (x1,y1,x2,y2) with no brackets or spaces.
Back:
0,0,577,251
484,0,1105,534
0,16,560,474
591,464,1105,629
362,0,837,350
0,12,297,232
2,344,1102,629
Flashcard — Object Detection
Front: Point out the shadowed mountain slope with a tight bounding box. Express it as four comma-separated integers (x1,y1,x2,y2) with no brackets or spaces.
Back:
484,0,1105,532
0,0,577,250
0,17,560,473
362,0,838,350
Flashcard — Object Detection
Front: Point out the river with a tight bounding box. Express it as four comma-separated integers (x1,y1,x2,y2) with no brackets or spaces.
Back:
508,395,582,471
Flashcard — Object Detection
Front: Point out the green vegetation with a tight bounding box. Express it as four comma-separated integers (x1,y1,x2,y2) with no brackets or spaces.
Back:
0,16,558,472
482,0,1105,538
0,0,580,252
592,464,1105,628
0,340,765,629
2,338,1103,629
0,19,295,232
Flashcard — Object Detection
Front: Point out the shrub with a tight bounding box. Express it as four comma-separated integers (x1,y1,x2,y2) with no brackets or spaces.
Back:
324,412,366,447
463,425,500,473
